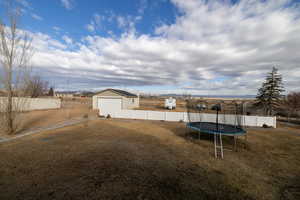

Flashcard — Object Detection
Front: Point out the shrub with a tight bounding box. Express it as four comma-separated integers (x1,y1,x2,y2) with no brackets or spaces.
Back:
83,114,88,119
262,124,270,128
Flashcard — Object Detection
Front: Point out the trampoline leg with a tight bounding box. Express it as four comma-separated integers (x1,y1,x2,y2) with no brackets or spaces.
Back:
214,133,217,158
234,136,237,152
219,133,224,159
185,126,189,138
214,133,223,159
244,134,248,149
198,131,201,140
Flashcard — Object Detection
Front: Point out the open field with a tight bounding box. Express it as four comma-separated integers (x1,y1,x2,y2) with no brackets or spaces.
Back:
0,119,299,200
138,97,188,112
138,97,254,114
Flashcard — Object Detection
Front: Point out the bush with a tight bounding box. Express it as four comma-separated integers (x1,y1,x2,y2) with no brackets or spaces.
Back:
83,114,88,119
106,114,111,119
262,124,270,128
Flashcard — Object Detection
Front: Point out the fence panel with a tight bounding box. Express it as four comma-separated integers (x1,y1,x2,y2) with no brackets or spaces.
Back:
257,116,276,128
147,111,165,120
99,109,276,128
243,116,258,127
165,112,185,122
131,110,148,120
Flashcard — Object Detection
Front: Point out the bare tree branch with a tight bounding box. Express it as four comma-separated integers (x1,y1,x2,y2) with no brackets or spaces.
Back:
0,0,34,134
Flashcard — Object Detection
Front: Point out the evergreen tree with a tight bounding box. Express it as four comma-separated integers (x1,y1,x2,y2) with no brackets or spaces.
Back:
255,67,284,116
48,87,54,96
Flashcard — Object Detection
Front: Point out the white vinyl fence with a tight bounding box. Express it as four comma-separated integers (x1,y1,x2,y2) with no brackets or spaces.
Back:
0,97,61,112
100,109,277,128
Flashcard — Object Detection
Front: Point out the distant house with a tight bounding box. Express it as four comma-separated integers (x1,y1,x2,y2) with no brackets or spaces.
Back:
54,91,75,98
92,89,139,111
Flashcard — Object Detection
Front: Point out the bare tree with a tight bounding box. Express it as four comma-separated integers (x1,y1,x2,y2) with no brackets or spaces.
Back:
0,0,33,134
24,75,49,98
281,92,300,121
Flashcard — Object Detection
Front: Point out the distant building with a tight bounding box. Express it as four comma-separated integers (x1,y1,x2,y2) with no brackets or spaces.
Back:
54,91,75,98
92,89,139,110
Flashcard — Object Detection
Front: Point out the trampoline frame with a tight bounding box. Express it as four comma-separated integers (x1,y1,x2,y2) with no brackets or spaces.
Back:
186,121,247,158
186,122,246,136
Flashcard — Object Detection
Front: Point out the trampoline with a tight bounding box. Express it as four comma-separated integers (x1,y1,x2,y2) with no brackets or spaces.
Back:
185,99,247,159
187,122,246,136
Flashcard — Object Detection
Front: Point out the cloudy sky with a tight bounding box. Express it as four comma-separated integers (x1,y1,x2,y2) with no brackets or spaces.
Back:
1,0,300,95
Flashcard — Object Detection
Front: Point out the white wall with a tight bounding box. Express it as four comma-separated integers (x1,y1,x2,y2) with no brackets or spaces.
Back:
0,97,61,112
100,108,277,128
92,95,98,110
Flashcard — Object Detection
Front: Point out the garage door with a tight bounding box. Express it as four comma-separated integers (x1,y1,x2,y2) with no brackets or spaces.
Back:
98,98,122,116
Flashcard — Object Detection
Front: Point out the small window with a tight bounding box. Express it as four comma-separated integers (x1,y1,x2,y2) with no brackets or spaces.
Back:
132,98,135,103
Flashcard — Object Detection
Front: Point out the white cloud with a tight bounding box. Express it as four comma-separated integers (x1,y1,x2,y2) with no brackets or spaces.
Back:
116,16,126,28
116,15,141,33
85,13,104,32
86,24,95,32
85,12,141,35
94,14,102,24
31,13,43,21
53,26,61,31
16,0,31,9
29,0,300,94
138,0,147,15
62,35,73,44
61,0,73,10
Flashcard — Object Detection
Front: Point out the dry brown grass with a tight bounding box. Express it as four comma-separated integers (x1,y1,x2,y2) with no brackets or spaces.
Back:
0,98,96,137
0,119,299,200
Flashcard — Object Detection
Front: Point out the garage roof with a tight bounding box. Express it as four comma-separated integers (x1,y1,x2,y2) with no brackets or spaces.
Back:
96,89,138,97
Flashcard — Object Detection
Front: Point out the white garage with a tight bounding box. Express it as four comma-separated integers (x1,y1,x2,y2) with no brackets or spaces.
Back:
97,97,122,114
92,89,139,112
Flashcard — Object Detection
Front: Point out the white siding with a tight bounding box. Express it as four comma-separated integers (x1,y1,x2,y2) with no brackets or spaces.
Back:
122,97,139,109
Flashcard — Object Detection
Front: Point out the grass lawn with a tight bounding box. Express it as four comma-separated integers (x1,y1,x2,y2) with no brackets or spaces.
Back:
0,119,299,200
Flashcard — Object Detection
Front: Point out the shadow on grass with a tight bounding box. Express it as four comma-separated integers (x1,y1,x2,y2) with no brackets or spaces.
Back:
163,123,249,152
280,176,300,200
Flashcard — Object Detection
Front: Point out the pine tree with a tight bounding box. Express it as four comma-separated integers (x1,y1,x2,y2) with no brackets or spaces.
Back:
255,67,284,116
48,87,54,96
